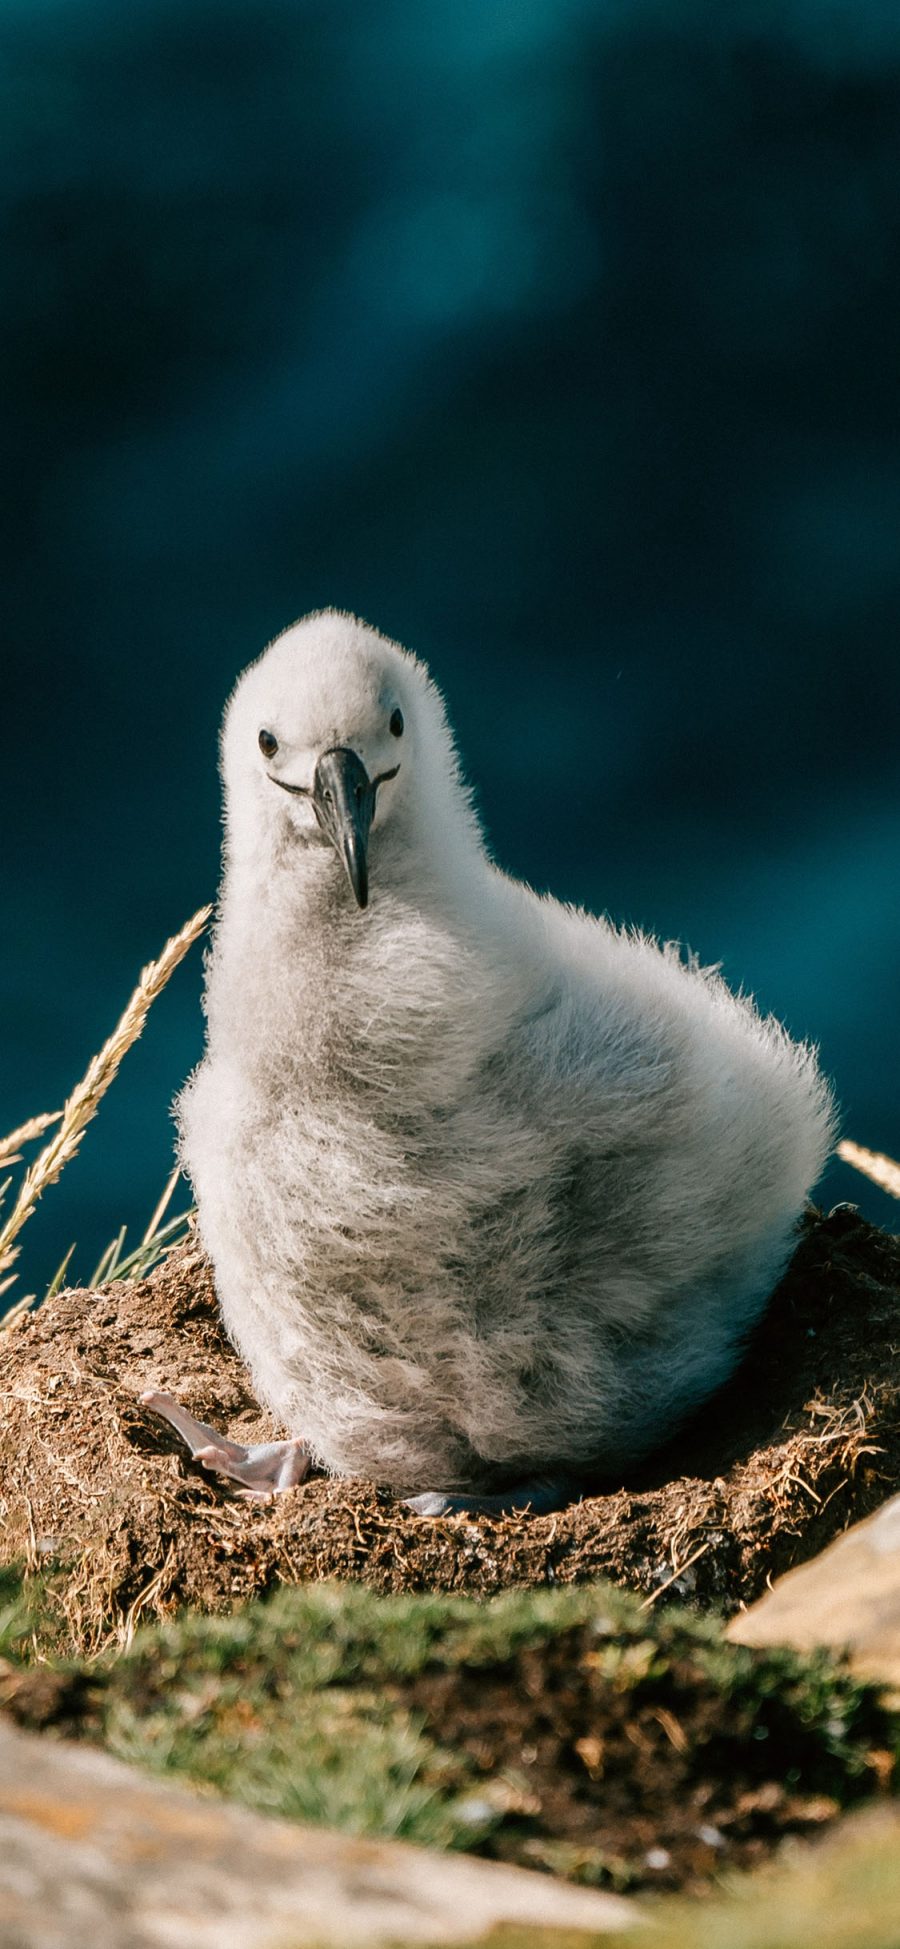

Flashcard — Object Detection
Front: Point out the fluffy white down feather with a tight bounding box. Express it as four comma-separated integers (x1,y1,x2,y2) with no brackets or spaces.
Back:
177,609,836,1494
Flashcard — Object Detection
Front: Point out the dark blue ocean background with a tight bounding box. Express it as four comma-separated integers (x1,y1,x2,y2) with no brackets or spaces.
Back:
2,0,899,1299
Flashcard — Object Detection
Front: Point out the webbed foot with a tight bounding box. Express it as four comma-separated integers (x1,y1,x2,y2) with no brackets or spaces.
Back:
140,1389,311,1498
404,1477,573,1518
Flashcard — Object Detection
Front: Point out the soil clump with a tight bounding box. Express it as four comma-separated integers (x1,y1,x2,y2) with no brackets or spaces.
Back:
402,1619,894,1891
0,1206,898,1648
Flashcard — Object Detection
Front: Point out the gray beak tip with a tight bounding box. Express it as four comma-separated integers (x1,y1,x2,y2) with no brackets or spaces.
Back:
312,746,375,910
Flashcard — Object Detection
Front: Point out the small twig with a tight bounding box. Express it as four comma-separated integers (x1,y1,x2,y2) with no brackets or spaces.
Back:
119,1545,177,1653
640,1539,711,1609
781,1470,822,1506
339,1500,367,1549
817,1477,849,1516
23,1496,39,1577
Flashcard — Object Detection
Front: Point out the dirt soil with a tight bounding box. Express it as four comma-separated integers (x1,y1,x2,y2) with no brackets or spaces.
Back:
1,1206,898,1647
404,1622,895,1892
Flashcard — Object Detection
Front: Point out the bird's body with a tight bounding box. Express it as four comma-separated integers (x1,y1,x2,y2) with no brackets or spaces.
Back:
167,611,835,1504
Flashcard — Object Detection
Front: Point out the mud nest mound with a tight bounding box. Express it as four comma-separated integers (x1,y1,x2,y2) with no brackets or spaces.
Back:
1,1206,898,1648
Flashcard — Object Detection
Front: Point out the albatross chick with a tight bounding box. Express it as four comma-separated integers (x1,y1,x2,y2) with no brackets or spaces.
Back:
144,610,836,1515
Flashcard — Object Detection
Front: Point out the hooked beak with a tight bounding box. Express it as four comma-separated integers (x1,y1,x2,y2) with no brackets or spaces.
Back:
312,746,376,909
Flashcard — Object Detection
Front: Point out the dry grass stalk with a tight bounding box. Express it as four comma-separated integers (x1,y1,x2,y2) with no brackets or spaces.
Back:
0,1290,40,1330
0,905,212,1289
837,1138,900,1202
0,1110,62,1172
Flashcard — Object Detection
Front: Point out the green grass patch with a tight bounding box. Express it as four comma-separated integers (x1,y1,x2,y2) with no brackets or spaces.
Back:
1,1568,897,1891
0,1563,38,1656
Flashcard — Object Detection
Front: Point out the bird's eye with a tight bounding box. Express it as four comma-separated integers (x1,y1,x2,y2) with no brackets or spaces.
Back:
389,708,404,738
258,729,278,758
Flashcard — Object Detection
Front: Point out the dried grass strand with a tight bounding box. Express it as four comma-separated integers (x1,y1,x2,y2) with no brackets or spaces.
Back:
837,1139,900,1202
141,1163,181,1247
0,905,211,1284
0,1289,37,1329
639,1539,712,1609
0,1110,62,1171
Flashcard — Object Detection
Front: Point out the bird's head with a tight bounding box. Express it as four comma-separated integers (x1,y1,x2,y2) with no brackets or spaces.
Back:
221,610,476,907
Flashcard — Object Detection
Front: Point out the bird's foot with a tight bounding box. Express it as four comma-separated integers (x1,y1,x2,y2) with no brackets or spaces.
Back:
140,1389,311,1499
404,1476,573,1518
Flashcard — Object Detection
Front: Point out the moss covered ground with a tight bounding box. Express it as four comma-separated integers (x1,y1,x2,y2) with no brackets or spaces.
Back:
1,1565,897,1898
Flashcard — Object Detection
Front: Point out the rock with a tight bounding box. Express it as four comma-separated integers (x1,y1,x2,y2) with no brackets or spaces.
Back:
0,1717,635,1948
727,1492,900,1692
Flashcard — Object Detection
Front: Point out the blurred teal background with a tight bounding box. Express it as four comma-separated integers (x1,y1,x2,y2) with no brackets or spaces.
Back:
2,0,899,1296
